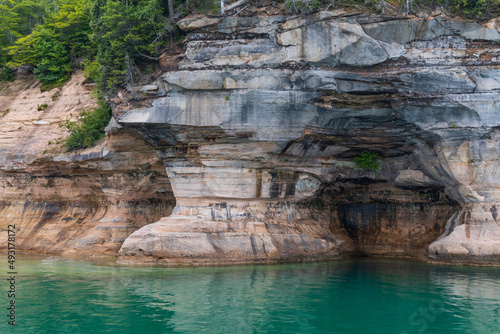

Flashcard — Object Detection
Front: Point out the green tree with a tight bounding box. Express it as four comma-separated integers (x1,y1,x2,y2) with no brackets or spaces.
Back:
32,27,71,86
6,0,92,85
0,63,15,81
91,0,170,92
0,0,22,65
47,0,93,61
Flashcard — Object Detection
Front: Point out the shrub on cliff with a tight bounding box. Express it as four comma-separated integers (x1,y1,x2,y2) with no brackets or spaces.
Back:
64,94,111,151
409,0,500,18
354,152,381,171
0,64,14,82
282,0,500,19
82,59,100,83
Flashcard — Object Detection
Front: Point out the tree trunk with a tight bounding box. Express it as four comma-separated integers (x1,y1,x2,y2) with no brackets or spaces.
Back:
168,0,174,19
124,52,137,98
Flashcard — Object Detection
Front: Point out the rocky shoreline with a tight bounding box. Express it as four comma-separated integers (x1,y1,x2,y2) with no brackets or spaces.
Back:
1,10,499,265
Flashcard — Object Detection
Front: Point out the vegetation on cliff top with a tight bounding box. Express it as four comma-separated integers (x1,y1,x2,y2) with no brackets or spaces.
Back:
1,0,499,91
1,0,499,151
283,0,500,18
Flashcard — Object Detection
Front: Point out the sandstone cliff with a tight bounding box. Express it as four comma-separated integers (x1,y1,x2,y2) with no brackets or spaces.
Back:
2,10,499,265
0,73,175,255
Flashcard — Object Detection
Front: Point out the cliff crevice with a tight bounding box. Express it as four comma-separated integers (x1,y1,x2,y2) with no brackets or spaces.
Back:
2,11,499,265
116,11,500,265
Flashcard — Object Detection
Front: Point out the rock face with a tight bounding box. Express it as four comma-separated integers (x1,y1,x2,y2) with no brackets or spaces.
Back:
116,12,499,265
0,130,176,255
2,12,500,265
0,73,175,255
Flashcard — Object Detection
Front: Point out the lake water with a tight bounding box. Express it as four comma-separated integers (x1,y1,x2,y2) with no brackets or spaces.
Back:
1,256,499,333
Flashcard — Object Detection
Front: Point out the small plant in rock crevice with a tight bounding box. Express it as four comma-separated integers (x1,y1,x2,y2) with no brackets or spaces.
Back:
354,152,382,171
37,103,48,111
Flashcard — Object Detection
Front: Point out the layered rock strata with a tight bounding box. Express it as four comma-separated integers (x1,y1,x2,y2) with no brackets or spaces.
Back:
117,11,500,264
2,11,499,265
0,74,175,255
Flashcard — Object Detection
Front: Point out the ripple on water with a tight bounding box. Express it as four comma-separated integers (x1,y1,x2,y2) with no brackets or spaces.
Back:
1,257,499,334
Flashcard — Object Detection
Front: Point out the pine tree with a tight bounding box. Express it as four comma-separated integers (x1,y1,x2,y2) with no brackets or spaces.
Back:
91,0,169,92
32,27,71,85
5,0,92,85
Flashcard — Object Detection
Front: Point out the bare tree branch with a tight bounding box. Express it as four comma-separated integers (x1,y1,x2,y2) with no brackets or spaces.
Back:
135,50,159,60
223,0,249,13
229,4,249,16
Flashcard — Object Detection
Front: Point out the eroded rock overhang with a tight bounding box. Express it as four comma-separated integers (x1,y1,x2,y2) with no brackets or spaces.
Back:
116,12,500,265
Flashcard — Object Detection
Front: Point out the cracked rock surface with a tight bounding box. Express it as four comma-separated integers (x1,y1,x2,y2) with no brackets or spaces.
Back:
2,12,499,265
116,12,500,265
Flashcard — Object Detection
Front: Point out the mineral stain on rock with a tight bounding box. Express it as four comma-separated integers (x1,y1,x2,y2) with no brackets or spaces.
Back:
2,11,500,265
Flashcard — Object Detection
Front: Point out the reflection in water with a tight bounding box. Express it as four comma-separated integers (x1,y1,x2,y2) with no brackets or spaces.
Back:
1,257,499,334
429,268,500,333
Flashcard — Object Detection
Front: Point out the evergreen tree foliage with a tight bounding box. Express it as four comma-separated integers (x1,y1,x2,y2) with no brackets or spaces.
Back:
90,0,171,92
47,0,93,61
2,0,500,150
0,0,20,65
4,0,91,85
0,63,15,81
31,27,71,86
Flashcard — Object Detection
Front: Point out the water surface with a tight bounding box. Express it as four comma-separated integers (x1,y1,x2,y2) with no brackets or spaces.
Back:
1,256,499,333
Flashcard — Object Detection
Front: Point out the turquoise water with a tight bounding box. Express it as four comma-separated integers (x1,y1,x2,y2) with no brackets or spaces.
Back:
1,257,499,334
